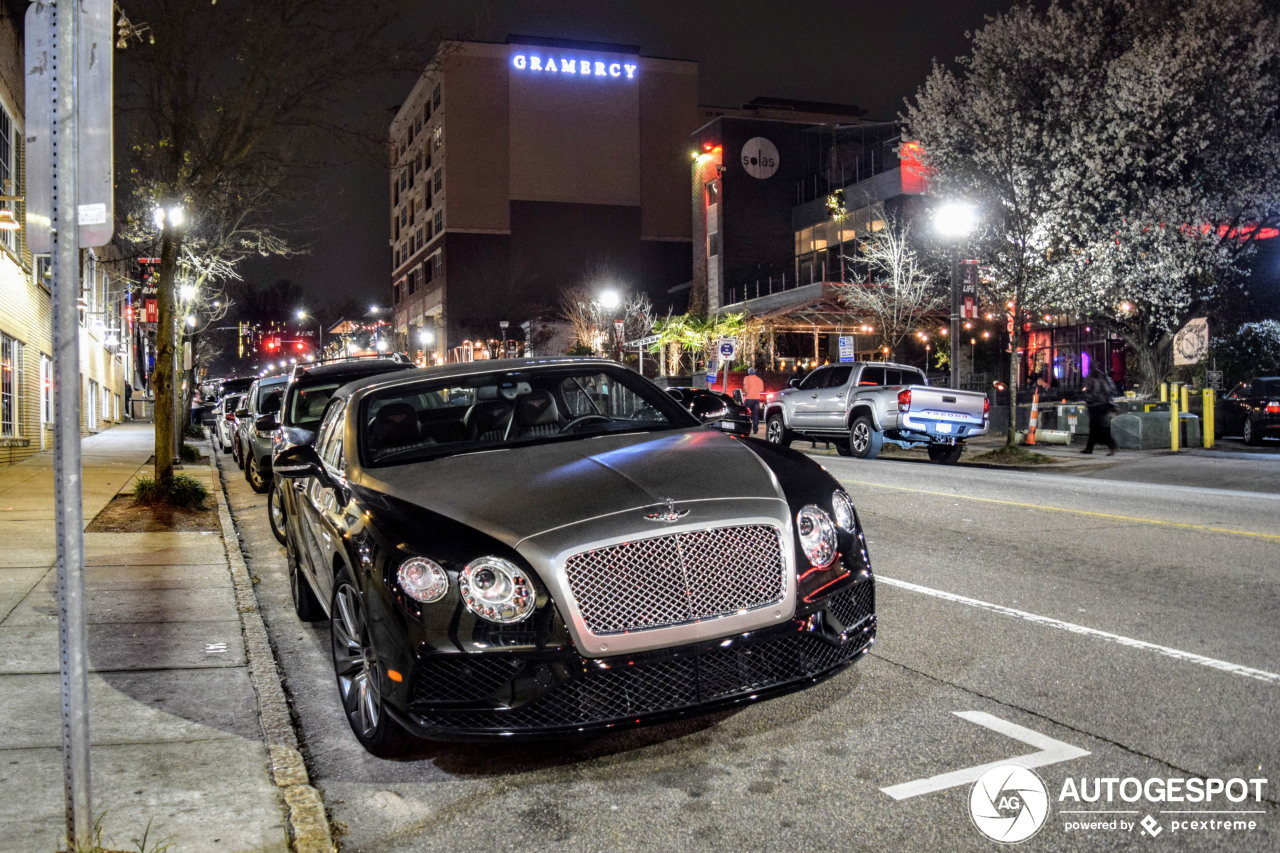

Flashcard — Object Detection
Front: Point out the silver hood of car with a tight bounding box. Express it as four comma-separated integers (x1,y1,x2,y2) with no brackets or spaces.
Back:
363,427,786,546
365,428,799,657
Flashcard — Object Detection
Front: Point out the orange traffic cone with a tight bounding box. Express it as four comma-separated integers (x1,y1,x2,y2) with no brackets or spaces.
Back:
1027,386,1040,445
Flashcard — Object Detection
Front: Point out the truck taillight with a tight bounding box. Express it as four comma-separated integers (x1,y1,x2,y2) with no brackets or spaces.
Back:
897,389,911,411
984,396,990,415
764,392,774,403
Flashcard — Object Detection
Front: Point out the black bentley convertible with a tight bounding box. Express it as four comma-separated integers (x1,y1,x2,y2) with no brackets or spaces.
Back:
274,357,876,754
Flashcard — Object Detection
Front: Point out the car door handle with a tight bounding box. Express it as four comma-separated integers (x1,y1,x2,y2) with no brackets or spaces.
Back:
810,393,819,398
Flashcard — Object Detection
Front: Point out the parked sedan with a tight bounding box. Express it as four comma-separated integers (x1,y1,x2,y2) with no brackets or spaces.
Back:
1217,376,1280,445
212,393,245,452
666,386,753,436
274,357,876,755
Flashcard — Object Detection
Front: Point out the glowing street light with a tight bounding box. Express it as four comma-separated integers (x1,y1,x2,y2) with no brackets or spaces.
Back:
934,201,979,389
598,289,621,310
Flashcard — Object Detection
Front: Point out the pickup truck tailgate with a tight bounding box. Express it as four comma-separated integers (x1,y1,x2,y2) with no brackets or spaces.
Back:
896,386,988,437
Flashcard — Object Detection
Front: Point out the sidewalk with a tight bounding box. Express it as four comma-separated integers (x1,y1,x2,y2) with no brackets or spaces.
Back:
0,422,305,852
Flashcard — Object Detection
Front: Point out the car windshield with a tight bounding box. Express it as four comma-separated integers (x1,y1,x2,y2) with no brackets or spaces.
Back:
285,382,342,430
360,364,698,466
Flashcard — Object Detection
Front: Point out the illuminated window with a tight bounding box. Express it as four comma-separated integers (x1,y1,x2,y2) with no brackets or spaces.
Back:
1,335,24,437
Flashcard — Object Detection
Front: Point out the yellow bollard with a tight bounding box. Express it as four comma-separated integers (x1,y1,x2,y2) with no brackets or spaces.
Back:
1170,398,1180,452
1203,388,1215,448
1180,384,1190,414
1160,382,1168,402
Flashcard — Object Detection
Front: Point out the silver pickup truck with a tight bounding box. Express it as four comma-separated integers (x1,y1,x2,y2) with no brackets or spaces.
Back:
762,361,989,463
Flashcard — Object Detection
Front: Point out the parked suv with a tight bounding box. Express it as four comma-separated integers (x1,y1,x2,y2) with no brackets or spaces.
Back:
235,374,290,493
267,356,414,543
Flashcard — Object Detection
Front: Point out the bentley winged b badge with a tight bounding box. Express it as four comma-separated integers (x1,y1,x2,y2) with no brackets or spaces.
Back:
644,497,689,523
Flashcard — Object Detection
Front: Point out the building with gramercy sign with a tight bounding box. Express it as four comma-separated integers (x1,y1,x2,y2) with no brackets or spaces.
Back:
388,36,698,363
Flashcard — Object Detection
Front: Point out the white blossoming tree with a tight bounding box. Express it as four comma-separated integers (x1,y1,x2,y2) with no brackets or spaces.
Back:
905,0,1280,442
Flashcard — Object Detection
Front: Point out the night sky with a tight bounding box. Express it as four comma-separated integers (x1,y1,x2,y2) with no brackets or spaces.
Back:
247,0,1021,310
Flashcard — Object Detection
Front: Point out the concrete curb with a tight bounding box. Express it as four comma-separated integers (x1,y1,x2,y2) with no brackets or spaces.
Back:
210,446,335,853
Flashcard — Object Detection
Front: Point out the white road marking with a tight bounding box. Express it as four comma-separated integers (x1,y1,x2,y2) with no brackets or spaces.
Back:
880,711,1090,800
878,575,1280,684
205,642,228,654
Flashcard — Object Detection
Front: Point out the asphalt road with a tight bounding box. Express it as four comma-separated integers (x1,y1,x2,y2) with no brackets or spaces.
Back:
216,441,1280,852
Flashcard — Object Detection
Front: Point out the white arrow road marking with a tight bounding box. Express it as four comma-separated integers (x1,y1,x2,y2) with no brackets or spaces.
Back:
880,711,1090,800
205,642,228,654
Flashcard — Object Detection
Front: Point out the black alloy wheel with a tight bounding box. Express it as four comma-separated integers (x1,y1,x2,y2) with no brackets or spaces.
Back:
331,573,419,756
287,526,324,622
1244,417,1260,446
848,416,883,459
765,414,792,448
268,478,288,545
928,443,964,464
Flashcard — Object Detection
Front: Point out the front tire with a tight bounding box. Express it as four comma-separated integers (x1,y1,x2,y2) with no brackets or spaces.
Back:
765,414,793,448
331,573,419,757
268,478,288,545
848,416,883,459
928,443,964,464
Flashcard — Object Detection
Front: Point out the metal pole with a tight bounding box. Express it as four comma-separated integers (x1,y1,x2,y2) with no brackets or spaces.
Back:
52,0,92,845
949,245,961,389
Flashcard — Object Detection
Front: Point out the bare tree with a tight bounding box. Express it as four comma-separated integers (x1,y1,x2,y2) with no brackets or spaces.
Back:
558,285,654,358
116,0,437,487
837,207,945,360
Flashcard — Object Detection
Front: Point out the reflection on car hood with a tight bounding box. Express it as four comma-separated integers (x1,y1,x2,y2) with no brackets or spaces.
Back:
362,428,783,547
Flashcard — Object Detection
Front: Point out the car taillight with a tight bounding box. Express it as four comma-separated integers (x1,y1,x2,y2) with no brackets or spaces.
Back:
764,392,774,403
984,396,990,415
1266,401,1280,414
897,389,911,412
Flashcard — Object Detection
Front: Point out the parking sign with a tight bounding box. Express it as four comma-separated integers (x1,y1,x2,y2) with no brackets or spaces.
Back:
719,341,736,361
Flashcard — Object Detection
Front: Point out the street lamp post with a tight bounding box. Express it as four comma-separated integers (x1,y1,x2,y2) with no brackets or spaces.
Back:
934,202,978,389
499,319,509,358
296,310,323,353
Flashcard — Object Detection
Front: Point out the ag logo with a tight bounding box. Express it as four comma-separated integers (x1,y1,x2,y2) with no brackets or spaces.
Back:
969,765,1049,844
740,137,779,179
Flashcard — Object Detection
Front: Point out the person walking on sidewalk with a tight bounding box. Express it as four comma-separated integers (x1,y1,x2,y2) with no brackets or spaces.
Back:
1082,365,1117,455
742,367,765,433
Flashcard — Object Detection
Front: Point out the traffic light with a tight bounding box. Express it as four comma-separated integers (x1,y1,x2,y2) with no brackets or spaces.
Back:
295,342,305,352
266,338,279,352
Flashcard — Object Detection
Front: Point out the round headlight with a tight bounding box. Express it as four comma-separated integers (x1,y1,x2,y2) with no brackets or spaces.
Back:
397,557,449,604
460,557,536,623
831,490,856,532
796,505,838,568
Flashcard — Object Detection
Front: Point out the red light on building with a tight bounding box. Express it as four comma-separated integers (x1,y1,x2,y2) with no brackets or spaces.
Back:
900,141,928,195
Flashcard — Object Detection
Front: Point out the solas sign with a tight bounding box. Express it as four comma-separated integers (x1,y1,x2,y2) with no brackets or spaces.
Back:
512,52,638,80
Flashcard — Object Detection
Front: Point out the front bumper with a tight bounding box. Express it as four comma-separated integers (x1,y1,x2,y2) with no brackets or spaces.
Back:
392,576,875,740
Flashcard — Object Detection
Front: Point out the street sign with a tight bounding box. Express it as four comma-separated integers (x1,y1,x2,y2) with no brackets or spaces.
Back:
718,340,736,361
1206,370,1223,390
838,335,855,362
628,334,660,348
24,0,115,251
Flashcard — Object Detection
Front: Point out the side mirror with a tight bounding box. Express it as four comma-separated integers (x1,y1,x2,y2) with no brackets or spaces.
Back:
235,408,249,419
787,379,800,388
273,444,333,486
255,414,280,432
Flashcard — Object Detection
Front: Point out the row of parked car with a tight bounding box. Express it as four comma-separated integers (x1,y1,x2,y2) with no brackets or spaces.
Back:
199,354,878,757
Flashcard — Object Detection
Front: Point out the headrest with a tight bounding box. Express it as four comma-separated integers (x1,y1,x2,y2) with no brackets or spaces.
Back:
477,380,531,402
371,402,419,445
516,389,560,427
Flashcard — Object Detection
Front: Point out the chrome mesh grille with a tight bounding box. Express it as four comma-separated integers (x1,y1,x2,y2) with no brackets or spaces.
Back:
563,524,785,635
